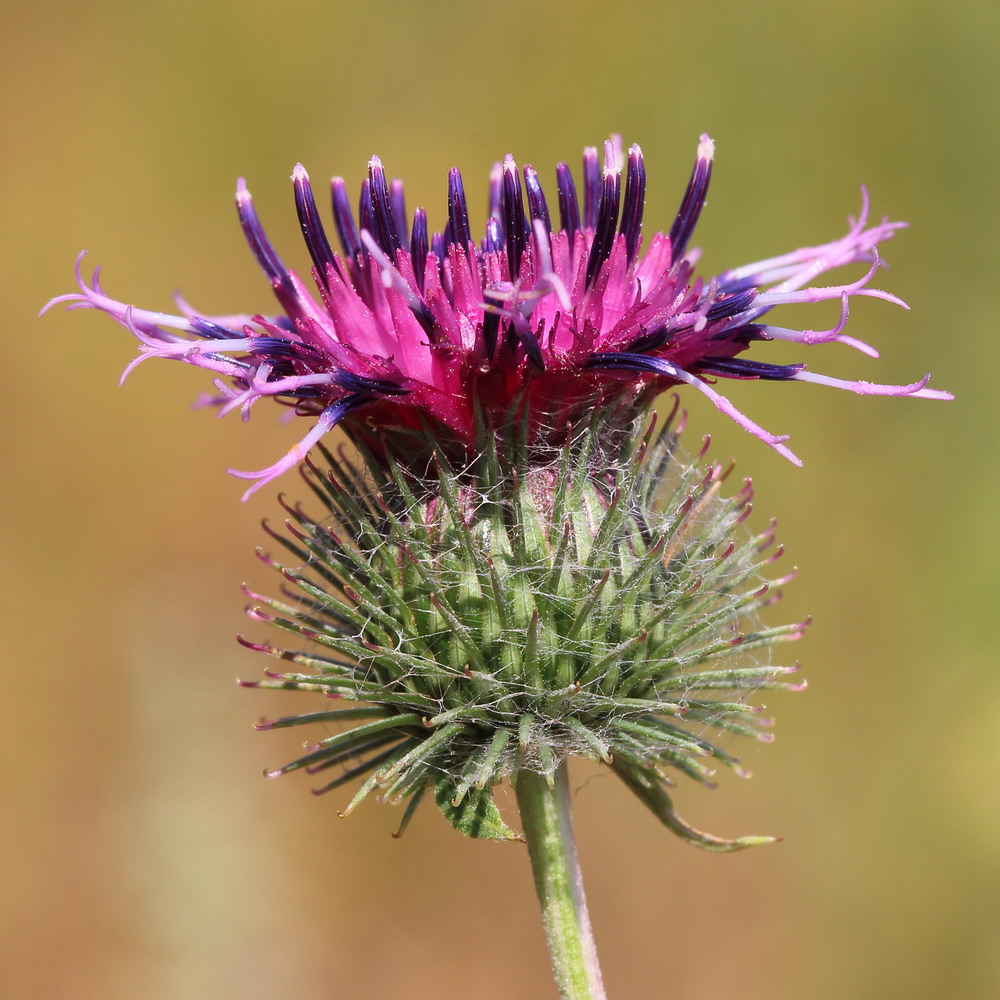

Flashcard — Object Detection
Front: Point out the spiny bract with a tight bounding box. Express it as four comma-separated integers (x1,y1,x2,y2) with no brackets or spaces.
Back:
242,400,805,847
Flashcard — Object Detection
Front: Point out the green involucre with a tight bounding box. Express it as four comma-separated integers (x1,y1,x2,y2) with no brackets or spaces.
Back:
245,402,803,846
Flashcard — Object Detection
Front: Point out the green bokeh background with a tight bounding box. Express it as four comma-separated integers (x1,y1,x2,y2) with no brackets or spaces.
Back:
4,1,995,997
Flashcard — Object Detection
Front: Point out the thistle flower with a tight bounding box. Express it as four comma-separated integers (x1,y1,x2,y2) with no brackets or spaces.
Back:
49,134,953,1000
46,135,951,500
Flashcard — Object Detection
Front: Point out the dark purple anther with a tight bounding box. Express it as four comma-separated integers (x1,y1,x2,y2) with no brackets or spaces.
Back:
584,351,681,380
502,155,528,279
322,392,378,426
410,207,429,292
190,317,243,340
523,165,553,234
431,230,446,261
482,304,500,359
483,215,503,254
292,164,340,286
585,143,622,288
628,325,671,353
705,287,758,323
582,147,601,229
390,180,408,249
236,179,290,288
619,145,646,267
716,323,765,346
330,177,361,261
487,162,503,222
235,179,303,317
669,134,714,266
555,162,580,240
332,370,410,396
368,156,403,260
698,358,805,380
448,167,472,250
357,179,375,250
251,336,321,361
517,324,544,370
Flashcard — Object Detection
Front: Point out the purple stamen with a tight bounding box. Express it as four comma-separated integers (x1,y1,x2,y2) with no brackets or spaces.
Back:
483,216,503,255
519,324,545,369
482,305,500,359
524,165,553,234
586,350,681,379
357,179,375,251
620,144,646,267
709,323,766,346
390,179,408,247
502,155,528,279
582,146,601,229
447,167,472,250
332,370,409,396
368,156,403,261
555,162,580,241
251,336,322,361
482,164,505,250
292,164,340,287
705,287,759,323
410,207,429,292
586,351,800,464
190,317,244,340
487,161,503,220
330,177,361,261
585,141,623,288
235,179,290,289
235,180,305,319
670,134,714,266
628,325,672,352
698,358,805,380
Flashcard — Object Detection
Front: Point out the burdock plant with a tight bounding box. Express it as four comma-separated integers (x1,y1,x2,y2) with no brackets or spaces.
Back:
48,134,951,999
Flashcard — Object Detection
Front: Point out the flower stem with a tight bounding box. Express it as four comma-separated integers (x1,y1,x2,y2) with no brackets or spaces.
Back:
515,763,607,1000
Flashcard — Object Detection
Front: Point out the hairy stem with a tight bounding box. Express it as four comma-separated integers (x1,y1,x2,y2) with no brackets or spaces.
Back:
515,763,607,1000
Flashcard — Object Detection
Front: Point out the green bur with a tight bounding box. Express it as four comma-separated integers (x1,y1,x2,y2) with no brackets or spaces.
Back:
243,400,804,847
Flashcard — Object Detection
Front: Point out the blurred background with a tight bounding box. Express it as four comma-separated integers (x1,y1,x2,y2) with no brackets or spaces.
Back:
3,0,996,997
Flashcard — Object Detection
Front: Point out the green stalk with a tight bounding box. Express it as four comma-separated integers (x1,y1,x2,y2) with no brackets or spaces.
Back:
515,763,607,1000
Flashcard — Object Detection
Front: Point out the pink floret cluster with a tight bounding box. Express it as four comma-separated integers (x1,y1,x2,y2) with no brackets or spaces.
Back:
46,134,951,499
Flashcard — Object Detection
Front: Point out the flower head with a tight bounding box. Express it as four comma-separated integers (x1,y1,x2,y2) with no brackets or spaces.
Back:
46,134,954,849
47,135,950,499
